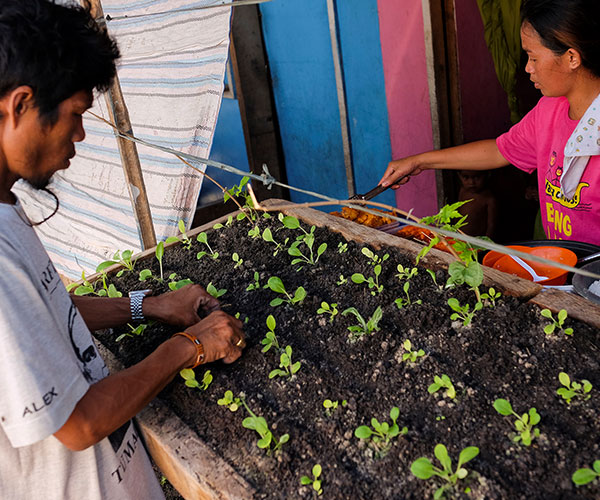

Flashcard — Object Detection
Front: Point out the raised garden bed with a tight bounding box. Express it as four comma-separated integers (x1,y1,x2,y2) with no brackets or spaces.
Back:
92,200,600,500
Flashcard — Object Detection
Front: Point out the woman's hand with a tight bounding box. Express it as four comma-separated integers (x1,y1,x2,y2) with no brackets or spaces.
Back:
379,157,423,189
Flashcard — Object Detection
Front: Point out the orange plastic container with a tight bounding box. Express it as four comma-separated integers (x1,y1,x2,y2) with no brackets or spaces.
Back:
482,246,577,285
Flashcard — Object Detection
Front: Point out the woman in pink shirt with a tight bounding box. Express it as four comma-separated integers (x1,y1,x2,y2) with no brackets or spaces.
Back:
379,0,600,245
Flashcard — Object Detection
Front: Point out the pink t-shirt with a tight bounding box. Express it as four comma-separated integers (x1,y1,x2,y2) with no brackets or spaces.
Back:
497,96,600,245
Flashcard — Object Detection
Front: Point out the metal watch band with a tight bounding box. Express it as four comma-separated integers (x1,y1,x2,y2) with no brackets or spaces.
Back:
129,290,150,321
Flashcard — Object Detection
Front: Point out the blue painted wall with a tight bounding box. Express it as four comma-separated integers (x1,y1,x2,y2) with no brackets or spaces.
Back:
259,0,394,208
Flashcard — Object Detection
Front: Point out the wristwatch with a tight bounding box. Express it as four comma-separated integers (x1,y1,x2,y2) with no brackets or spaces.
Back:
129,289,151,321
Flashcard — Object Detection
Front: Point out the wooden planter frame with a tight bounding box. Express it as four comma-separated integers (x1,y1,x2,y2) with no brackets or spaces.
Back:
89,199,600,499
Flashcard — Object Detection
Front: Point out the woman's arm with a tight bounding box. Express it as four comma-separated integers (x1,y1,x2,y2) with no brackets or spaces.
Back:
379,139,510,188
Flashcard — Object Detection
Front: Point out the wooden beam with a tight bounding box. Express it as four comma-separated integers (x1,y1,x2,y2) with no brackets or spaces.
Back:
87,0,157,250
229,5,288,201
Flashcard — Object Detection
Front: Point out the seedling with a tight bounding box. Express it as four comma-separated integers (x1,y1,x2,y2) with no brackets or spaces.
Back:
401,339,425,363
267,277,306,307
323,398,347,417
179,368,213,391
493,398,540,446
96,249,137,277
116,322,150,342
337,242,348,253
206,282,226,299
361,247,389,266
213,215,234,229
342,306,383,341
541,308,573,335
395,281,422,308
280,214,327,268
337,274,348,285
351,265,384,296
317,302,338,323
481,287,501,307
428,374,456,399
240,396,289,455
262,227,289,256
354,407,407,457
396,263,418,281
248,225,261,239
246,271,264,291
447,298,482,326
224,176,260,223
165,219,193,250
261,315,281,353
67,271,122,297
572,460,600,485
196,232,219,260
411,444,479,500
301,464,323,496
156,241,165,281
232,252,243,269
426,269,443,290
138,269,154,282
217,390,242,412
167,273,193,291
269,345,301,379
556,372,592,404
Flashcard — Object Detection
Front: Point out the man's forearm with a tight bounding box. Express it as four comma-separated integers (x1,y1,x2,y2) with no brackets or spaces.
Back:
54,335,195,450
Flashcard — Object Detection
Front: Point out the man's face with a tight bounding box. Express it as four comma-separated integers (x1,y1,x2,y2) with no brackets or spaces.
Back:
10,90,92,190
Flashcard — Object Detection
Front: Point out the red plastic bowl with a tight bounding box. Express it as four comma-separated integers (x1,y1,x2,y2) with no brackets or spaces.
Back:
482,246,577,285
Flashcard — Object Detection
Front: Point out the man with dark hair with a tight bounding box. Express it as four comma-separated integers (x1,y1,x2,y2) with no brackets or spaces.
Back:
0,2,245,498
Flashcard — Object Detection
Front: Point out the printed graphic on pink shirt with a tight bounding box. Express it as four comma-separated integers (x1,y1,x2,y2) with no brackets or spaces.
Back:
542,150,591,240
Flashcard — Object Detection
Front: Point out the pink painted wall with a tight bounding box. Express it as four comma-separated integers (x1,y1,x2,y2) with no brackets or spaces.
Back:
455,0,511,141
377,0,438,218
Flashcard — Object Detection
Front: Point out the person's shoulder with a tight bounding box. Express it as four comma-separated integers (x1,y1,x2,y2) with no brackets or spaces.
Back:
535,96,569,113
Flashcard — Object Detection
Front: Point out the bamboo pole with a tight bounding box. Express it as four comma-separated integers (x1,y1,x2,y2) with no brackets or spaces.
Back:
87,0,157,249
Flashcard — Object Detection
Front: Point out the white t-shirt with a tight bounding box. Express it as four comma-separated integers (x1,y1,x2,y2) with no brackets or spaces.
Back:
0,200,164,500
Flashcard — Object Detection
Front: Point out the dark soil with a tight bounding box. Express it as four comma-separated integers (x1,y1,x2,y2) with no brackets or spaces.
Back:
95,213,600,500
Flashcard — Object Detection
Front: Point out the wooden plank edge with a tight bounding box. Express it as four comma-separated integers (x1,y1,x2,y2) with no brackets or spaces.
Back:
528,288,600,330
94,342,255,500
261,199,542,300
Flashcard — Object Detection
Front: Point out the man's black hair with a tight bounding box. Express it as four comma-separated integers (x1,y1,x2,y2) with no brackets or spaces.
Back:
0,0,120,123
522,0,600,78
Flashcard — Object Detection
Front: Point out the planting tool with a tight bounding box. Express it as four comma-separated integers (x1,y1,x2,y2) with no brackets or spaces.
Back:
350,175,408,201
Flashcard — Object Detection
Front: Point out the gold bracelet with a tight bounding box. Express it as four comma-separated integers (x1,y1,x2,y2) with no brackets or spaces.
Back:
172,332,205,369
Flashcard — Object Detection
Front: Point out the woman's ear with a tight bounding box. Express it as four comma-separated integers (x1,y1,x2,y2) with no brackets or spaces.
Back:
566,48,582,70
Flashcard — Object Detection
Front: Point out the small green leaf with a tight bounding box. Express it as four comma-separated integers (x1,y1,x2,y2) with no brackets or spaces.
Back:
411,457,435,479
558,372,571,387
354,426,372,439
458,446,479,464
300,477,312,485
572,468,598,485
266,314,276,331
493,398,513,415
558,309,568,322
312,464,322,478
434,444,451,471
268,276,286,294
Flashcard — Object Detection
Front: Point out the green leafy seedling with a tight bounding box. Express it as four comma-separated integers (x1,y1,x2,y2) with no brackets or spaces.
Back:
156,241,165,281
447,297,482,326
354,407,407,457
261,315,281,353
401,339,425,363
493,398,540,446
395,281,422,308
426,269,443,290
262,227,289,256
213,215,234,230
246,271,263,291
301,464,323,496
138,268,153,282
351,265,384,296
167,273,193,291
481,287,501,307
232,252,243,269
541,308,573,335
180,368,213,391
267,276,306,307
281,214,327,268
428,374,456,399
317,301,338,323
96,249,137,277
337,242,348,253
323,398,347,417
116,322,150,342
557,372,592,404
241,396,289,455
342,306,383,341
361,247,389,266
206,282,226,299
336,274,348,285
269,345,301,379
411,444,479,500
572,460,600,486
217,390,242,412
396,263,418,281
196,232,220,260
165,219,193,250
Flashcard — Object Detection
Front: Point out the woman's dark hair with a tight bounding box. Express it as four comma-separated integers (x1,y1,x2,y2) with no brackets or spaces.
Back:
522,0,600,77
0,0,120,124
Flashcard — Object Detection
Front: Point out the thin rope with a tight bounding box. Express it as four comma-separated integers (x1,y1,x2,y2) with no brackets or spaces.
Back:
103,0,272,22
85,110,600,281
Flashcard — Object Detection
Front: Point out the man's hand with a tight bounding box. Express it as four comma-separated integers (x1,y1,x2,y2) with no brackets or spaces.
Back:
187,311,245,364
379,157,423,189
145,283,220,328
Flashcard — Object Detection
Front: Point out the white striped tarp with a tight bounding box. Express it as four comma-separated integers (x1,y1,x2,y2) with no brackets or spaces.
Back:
15,0,231,279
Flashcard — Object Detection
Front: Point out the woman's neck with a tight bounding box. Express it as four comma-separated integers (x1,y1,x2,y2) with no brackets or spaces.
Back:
567,74,600,120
